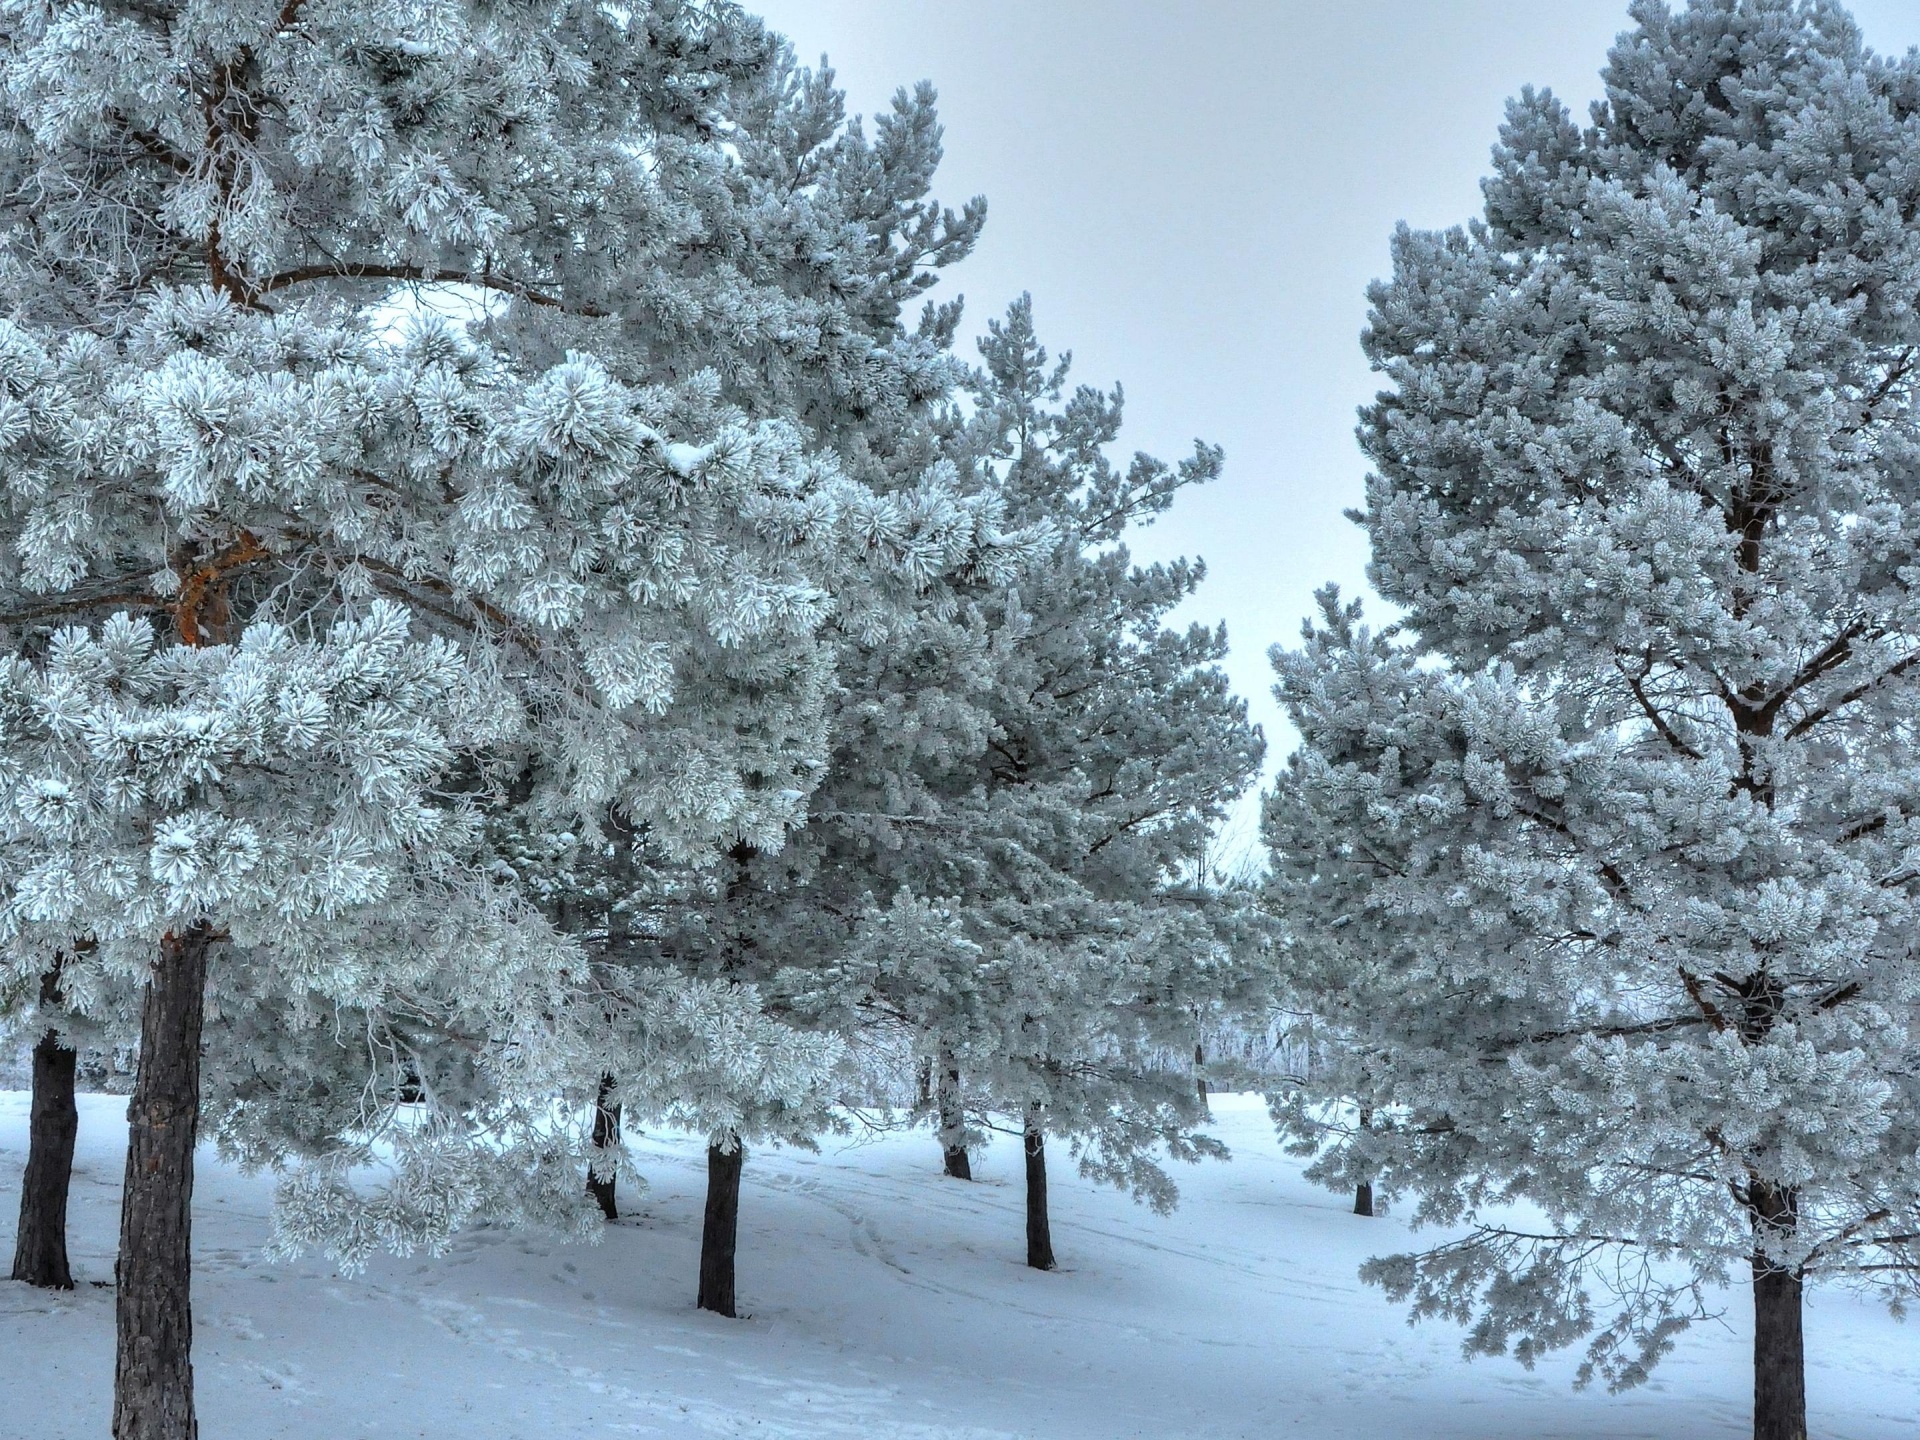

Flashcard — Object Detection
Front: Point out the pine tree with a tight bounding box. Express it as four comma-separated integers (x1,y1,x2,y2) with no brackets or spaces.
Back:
464,45,1024,1316
1265,6,1920,1437
0,1,965,1429
955,297,1261,1258
796,297,1262,1266
556,368,1038,1314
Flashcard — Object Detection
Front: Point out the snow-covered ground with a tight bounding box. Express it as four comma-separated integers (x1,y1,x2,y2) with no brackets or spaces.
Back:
1,1091,1913,1438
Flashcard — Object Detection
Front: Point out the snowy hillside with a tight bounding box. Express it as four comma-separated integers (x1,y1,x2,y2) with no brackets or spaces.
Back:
3,1091,1912,1439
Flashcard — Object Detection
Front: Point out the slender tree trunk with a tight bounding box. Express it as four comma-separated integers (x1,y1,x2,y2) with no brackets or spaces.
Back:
1194,1041,1209,1107
1749,1182,1806,1440
586,1075,621,1222
1024,1104,1054,1271
1354,1104,1375,1217
11,989,78,1289
937,1055,971,1180
114,923,212,1440
1738,964,1804,1440
697,1133,743,1318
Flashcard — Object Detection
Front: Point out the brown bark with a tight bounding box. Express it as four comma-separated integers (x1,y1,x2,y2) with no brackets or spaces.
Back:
11,972,78,1289
1749,1182,1806,1440
587,1075,621,1221
1354,1104,1375,1217
1024,1104,1055,1271
937,1056,971,1180
1194,1041,1209,1106
1730,970,1803,1440
113,924,212,1440
697,1135,744,1318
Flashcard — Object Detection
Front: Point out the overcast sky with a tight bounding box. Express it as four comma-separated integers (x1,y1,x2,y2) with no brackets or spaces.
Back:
751,0,1920,822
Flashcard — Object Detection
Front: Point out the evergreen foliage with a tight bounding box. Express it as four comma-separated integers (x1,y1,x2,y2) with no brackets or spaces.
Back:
807,296,1264,1218
0,0,1036,1425
1264,4,1920,1436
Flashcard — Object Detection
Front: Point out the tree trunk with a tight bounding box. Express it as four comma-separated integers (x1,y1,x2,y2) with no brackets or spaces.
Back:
1024,1104,1054,1271
1354,1105,1375,1217
1194,1041,1209,1107
937,1055,971,1180
697,1134,743,1318
113,924,211,1440
586,1075,620,1222
1750,1183,1806,1440
11,1008,78,1289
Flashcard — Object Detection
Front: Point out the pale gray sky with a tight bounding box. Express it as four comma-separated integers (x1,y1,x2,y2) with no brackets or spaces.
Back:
753,0,1920,792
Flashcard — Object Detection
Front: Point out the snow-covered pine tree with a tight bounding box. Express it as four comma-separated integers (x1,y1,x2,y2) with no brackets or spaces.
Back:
551,462,1031,1312
636,431,1023,1304
584,453,1042,1314
491,36,984,490
1256,792,1395,1220
799,296,1262,1268
1265,5,1920,1438
951,297,1263,1264
0,2,952,1430
472,43,1033,1316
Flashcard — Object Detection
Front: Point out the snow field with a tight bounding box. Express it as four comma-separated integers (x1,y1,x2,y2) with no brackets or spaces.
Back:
2,1091,1913,1438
